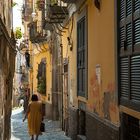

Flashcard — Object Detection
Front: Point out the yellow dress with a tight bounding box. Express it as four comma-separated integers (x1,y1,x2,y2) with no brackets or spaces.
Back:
27,101,42,136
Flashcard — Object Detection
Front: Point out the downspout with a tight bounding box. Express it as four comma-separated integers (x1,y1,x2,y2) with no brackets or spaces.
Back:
60,43,64,130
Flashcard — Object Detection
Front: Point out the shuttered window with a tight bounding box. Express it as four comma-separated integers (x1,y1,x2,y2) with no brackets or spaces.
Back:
29,22,37,41
77,17,86,97
118,0,140,111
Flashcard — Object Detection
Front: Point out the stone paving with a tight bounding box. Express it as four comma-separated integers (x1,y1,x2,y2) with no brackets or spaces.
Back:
11,108,71,140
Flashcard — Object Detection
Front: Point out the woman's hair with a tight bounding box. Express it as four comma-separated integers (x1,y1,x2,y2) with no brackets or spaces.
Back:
31,94,38,101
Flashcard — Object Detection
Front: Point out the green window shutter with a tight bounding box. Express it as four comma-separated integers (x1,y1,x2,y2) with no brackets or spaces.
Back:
134,0,140,11
118,0,140,111
77,17,86,97
120,57,129,99
134,19,140,45
131,55,140,101
126,0,132,16
126,23,132,47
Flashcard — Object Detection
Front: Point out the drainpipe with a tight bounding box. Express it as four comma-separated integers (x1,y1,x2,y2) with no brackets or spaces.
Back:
60,43,63,130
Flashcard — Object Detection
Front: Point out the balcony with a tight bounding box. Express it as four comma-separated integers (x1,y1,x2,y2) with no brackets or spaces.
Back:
61,0,77,3
28,22,37,43
28,22,48,43
43,21,53,31
46,0,68,24
22,0,32,22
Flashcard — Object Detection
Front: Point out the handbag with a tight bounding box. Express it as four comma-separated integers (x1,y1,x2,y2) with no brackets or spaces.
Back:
40,122,45,132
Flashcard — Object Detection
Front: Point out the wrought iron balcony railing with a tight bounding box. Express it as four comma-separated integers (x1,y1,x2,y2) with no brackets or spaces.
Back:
28,21,38,43
45,0,68,24
60,0,77,3
28,21,49,43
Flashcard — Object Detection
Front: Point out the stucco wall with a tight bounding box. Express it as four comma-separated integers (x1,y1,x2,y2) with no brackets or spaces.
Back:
32,43,52,104
0,1,15,139
62,0,119,127
0,36,16,140
87,0,119,124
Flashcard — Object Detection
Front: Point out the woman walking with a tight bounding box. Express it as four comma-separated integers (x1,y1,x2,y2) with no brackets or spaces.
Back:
23,94,43,140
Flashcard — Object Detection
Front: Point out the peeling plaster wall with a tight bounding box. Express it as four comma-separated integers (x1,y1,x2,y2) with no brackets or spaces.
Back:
0,0,16,139
87,0,119,125
32,43,53,119
62,0,119,124
1,0,12,35
0,36,15,140
61,0,120,139
32,43,52,102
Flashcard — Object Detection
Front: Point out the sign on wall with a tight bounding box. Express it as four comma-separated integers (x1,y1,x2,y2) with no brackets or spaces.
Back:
96,64,101,85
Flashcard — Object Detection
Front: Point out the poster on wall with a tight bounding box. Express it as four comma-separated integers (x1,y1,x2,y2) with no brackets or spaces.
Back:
96,64,101,85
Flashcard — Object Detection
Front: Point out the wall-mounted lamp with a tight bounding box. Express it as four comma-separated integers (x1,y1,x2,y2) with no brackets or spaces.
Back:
94,0,101,10
31,12,36,18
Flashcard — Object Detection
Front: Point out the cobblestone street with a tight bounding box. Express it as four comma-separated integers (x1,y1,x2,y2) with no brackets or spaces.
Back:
11,108,71,140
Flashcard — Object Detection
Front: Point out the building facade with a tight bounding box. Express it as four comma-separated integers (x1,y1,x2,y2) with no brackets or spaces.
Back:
0,0,16,139
32,43,53,119
22,0,54,119
59,0,120,139
60,0,140,140
117,0,140,140
22,0,140,140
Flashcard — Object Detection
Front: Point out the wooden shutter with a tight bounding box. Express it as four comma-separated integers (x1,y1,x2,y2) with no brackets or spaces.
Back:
77,17,86,97
134,19,140,45
120,57,129,98
131,55,140,101
118,0,140,111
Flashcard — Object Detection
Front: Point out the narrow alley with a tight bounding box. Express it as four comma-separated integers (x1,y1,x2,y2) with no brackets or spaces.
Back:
1,0,140,140
11,107,71,140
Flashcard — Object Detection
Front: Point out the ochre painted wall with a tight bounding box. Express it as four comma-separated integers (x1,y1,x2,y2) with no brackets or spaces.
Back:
32,43,52,104
87,0,119,124
62,15,78,108
62,0,119,125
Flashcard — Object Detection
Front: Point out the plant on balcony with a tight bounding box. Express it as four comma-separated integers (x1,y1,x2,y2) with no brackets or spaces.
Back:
37,58,46,95
37,77,46,95
15,27,22,39
12,2,18,7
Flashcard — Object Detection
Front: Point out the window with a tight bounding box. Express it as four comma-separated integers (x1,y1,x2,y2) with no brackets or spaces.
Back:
77,16,86,97
37,58,46,95
118,0,140,111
